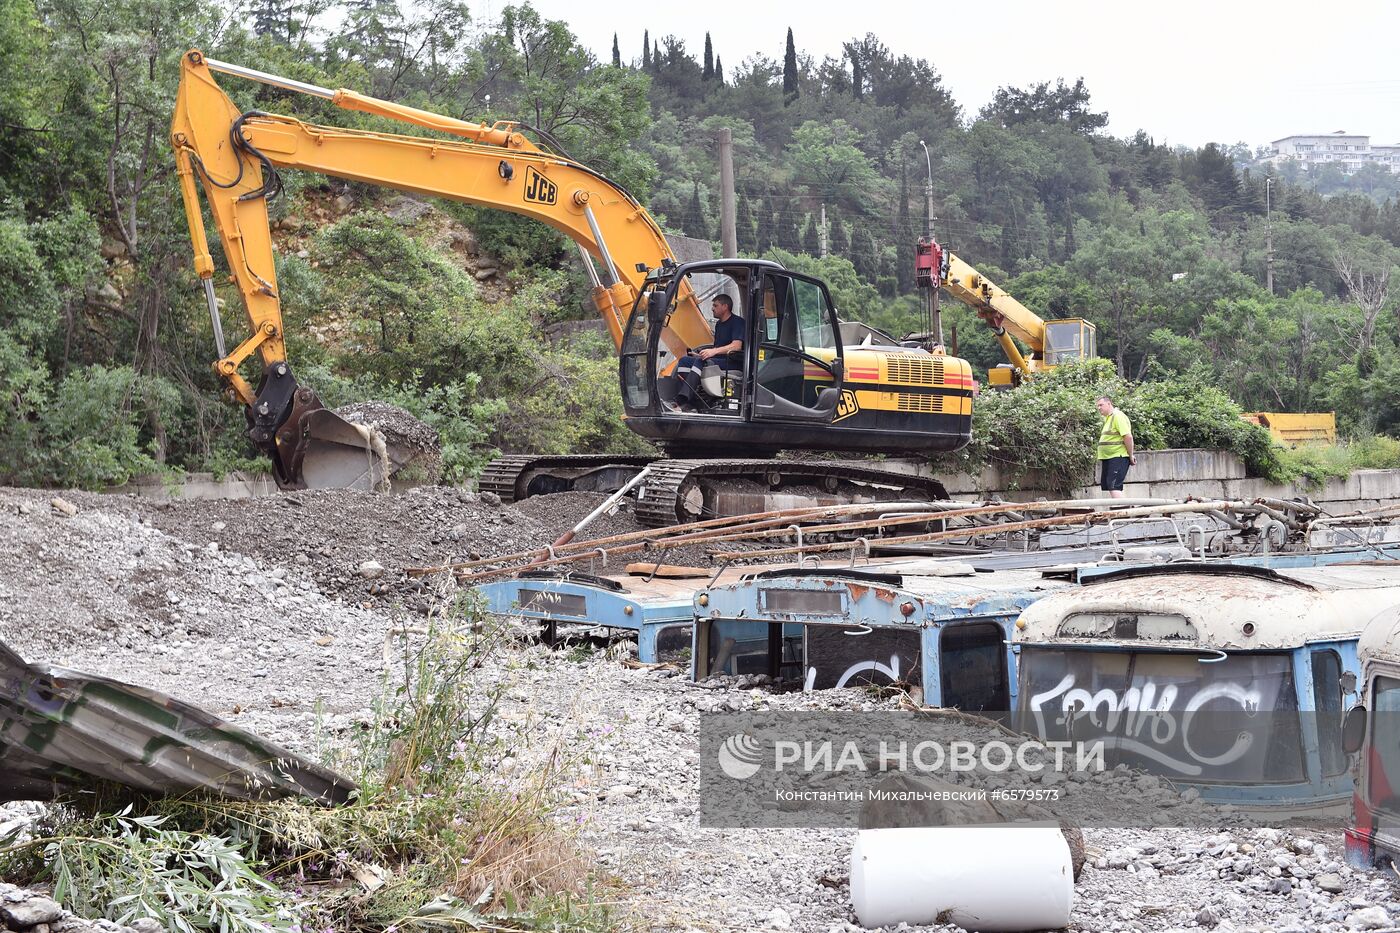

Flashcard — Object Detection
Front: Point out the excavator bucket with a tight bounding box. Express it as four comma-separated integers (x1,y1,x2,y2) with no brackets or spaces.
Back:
297,408,394,491
278,396,442,492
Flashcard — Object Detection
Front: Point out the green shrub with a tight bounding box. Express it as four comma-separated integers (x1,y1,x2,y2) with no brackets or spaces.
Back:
939,359,1284,492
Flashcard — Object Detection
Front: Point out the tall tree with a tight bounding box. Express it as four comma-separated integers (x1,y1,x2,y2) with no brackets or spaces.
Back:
980,77,1108,136
755,200,776,253
850,49,864,101
830,211,850,255
611,32,620,67
736,193,756,254
714,54,724,85
703,32,714,81
802,214,821,255
782,27,798,104
642,30,651,70
684,183,709,241
896,166,914,292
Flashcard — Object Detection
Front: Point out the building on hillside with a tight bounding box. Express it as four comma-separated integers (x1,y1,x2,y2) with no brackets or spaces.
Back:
1266,132,1400,175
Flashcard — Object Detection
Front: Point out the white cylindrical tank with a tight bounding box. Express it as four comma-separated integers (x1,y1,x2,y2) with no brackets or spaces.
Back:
850,825,1074,931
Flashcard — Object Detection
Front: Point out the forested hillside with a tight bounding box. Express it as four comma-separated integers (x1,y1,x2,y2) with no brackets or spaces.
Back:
3,0,1399,487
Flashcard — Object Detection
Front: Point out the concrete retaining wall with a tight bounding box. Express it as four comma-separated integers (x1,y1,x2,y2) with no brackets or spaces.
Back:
106,471,279,500
110,452,1400,514
883,449,1400,513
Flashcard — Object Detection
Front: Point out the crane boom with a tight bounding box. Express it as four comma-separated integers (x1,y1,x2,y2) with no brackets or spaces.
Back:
921,236,1096,385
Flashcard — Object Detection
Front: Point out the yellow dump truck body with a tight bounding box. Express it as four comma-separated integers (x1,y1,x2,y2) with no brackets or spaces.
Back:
1243,412,1337,445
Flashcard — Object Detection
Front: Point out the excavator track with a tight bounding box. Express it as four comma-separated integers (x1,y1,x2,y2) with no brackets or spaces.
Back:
480,454,950,527
478,454,659,504
632,459,949,528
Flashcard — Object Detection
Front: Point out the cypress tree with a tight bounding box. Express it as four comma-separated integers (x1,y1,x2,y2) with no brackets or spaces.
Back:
779,210,800,251
802,214,821,255
850,225,877,280
782,28,799,104
896,167,913,292
642,31,651,70
755,200,776,253
736,193,756,254
851,53,864,101
830,211,850,256
714,55,724,85
703,33,714,81
612,33,621,67
685,183,709,241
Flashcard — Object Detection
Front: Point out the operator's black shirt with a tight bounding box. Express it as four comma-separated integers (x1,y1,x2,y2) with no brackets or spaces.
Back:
711,313,745,370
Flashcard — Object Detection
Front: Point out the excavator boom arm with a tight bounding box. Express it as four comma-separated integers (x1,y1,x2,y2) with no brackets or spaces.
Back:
170,49,712,485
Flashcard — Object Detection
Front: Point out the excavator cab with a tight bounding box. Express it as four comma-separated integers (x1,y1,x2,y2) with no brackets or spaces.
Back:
621,260,847,455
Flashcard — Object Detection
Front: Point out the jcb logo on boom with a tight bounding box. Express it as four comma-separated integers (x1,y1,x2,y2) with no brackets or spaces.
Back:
523,166,557,205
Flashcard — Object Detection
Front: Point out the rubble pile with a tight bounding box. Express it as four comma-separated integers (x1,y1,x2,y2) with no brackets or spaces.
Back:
48,487,652,601
5,486,1400,931
0,883,158,933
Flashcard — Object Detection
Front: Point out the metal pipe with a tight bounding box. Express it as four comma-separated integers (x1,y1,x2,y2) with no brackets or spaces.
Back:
202,56,335,99
713,500,1256,562
576,243,603,289
202,278,226,359
582,204,619,286
545,466,652,551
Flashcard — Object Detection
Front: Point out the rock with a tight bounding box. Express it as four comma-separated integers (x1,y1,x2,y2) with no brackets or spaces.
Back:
1317,871,1344,894
450,228,478,254
333,195,353,213
94,281,122,305
51,497,78,517
1196,905,1220,928
0,895,64,926
480,491,502,507
279,214,304,232
1270,878,1293,895
604,784,639,801
359,560,385,580
1346,906,1390,929
99,236,128,260
386,195,430,225
474,266,499,281
131,919,164,933
764,906,792,930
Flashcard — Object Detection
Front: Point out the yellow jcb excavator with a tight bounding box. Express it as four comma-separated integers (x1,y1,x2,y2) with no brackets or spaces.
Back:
915,236,1097,386
171,51,973,524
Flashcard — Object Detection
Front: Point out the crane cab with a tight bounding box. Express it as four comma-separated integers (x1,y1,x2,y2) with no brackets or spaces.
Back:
987,317,1098,387
619,260,973,457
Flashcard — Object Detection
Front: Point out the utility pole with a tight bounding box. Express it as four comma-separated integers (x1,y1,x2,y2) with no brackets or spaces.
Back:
717,127,737,257
819,204,828,258
919,139,943,346
1265,176,1275,295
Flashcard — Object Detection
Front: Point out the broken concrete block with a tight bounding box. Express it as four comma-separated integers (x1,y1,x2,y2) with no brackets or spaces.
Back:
359,560,385,579
50,497,78,517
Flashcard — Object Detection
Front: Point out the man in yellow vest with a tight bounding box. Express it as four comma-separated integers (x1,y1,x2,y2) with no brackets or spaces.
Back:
1095,395,1135,499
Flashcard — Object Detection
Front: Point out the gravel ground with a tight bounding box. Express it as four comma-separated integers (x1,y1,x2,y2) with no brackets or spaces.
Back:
4,487,1400,932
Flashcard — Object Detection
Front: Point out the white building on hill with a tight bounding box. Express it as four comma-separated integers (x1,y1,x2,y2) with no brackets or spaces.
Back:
1267,132,1400,174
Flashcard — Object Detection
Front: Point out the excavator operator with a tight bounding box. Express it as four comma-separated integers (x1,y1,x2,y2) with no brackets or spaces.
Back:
674,295,744,411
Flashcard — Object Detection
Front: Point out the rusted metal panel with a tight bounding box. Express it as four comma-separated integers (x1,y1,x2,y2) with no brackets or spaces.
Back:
1017,563,1400,651
0,642,353,805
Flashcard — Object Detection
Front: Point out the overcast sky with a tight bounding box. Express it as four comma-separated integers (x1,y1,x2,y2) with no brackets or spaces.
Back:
503,0,1400,150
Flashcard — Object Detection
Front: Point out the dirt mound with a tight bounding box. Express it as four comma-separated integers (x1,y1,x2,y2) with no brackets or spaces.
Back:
60,488,653,606
333,401,443,484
